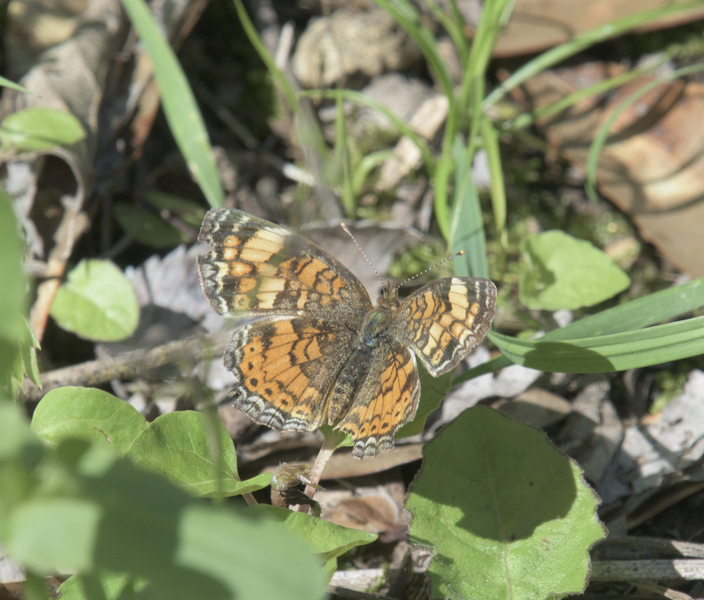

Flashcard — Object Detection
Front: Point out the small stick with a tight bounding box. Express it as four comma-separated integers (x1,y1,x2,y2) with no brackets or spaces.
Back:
22,330,232,402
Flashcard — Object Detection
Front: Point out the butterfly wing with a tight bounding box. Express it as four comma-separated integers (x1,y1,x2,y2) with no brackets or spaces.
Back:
227,316,356,432
197,208,372,326
336,340,420,458
390,277,496,376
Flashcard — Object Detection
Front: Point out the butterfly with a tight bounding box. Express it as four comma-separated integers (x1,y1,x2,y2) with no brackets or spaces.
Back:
197,208,496,458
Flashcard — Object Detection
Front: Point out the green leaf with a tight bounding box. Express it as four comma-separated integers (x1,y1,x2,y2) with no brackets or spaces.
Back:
2,442,326,600
49,259,139,342
0,108,85,151
0,403,38,460
8,498,102,572
250,505,377,563
31,387,147,455
31,389,271,498
120,0,224,208
520,231,630,310
114,202,188,248
0,194,26,397
57,571,146,600
10,321,41,397
128,411,271,498
408,407,605,600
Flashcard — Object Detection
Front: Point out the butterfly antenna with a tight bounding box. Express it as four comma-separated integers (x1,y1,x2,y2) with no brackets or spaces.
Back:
399,251,465,287
341,223,385,286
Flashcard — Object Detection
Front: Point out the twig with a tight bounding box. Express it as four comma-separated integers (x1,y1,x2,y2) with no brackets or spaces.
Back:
590,559,704,582
30,204,90,342
22,330,231,402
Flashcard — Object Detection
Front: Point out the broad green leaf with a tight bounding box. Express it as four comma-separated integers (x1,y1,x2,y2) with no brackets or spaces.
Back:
58,571,146,600
121,0,224,208
0,108,85,151
0,195,26,396
520,231,630,310
114,202,188,248
0,403,37,460
250,505,377,563
8,498,102,572
31,389,270,498
128,411,271,498
178,504,326,599
31,387,147,455
2,442,325,600
50,259,139,341
408,407,605,600
10,321,41,397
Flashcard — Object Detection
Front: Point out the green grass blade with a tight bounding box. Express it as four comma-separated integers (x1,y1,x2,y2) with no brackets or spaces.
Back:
480,118,507,247
301,89,435,174
457,278,704,382
121,0,224,208
421,0,469,67
460,0,514,112
371,0,454,100
334,95,355,217
507,60,666,131
542,278,704,339
352,150,394,196
232,0,299,113
483,0,704,110
449,137,489,279
0,76,32,95
489,315,704,373
585,62,704,201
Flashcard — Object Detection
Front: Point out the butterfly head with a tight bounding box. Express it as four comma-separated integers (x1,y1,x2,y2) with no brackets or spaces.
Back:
376,281,400,310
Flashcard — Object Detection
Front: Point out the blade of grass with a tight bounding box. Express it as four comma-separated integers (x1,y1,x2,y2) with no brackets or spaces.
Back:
419,0,469,68
507,59,668,131
457,277,704,382
370,0,454,100
585,62,704,201
460,0,514,113
449,137,489,279
489,315,704,373
122,0,223,208
480,118,507,248
352,151,394,196
301,89,435,174
334,95,355,218
0,76,32,95
483,0,704,110
232,0,299,114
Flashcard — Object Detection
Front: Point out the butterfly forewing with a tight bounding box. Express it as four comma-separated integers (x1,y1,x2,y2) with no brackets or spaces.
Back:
390,277,497,376
198,208,372,326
